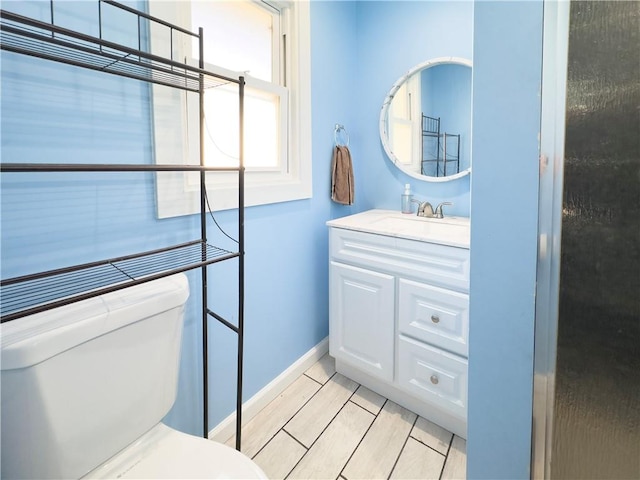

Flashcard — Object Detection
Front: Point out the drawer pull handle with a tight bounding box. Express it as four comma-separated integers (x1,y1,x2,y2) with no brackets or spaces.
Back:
430,375,439,385
431,315,440,324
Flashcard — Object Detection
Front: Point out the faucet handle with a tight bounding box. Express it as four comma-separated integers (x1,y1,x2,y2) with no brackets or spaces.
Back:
434,202,453,218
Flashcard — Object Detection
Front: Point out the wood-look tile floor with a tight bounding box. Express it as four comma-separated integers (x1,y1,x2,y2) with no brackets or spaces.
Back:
226,354,466,479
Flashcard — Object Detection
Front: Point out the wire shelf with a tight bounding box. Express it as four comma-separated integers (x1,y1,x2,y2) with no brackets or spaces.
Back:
0,6,237,92
0,163,244,173
1,240,238,322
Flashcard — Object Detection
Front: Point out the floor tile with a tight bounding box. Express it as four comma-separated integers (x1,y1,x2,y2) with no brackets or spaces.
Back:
288,401,374,480
227,374,321,458
441,435,467,480
350,385,386,415
304,353,336,385
285,373,359,448
342,400,417,480
252,430,306,480
410,416,453,455
390,436,446,479
227,353,465,480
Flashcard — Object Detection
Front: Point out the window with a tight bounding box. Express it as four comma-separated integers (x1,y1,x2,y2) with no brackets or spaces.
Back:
150,1,311,218
387,75,421,172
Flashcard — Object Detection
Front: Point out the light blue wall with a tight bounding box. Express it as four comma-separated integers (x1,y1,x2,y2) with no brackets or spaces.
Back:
355,1,473,216
0,0,355,437
1,1,213,436
353,1,544,476
467,1,543,478
2,1,545,475
421,65,472,176
197,0,359,429
312,1,359,222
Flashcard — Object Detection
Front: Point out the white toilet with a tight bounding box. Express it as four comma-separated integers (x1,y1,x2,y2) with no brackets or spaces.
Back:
0,273,266,479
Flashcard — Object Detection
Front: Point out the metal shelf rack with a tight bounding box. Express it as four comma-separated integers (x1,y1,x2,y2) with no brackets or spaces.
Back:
421,114,461,177
0,0,246,450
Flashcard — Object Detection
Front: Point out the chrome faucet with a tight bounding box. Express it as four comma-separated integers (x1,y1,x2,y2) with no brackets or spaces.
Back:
415,201,452,219
416,201,435,217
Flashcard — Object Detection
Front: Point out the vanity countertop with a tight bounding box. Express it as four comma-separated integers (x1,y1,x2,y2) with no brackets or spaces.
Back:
327,209,470,249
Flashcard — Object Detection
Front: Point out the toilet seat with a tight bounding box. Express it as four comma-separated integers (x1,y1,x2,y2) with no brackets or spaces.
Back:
83,423,267,479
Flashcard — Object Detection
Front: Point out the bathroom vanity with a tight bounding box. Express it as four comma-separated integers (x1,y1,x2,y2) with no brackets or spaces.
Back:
327,209,470,438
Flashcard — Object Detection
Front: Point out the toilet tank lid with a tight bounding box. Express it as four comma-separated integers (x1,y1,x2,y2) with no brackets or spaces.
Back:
1,274,190,371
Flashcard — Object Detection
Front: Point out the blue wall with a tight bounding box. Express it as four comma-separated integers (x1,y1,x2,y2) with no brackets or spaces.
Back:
355,0,473,215
0,0,354,436
1,1,545,476
421,64,472,176
467,1,543,478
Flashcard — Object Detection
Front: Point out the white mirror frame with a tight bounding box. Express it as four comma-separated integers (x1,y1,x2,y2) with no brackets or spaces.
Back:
379,56,473,182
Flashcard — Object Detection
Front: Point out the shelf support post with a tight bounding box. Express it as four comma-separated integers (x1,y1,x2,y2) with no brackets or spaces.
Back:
198,26,209,441
236,75,245,452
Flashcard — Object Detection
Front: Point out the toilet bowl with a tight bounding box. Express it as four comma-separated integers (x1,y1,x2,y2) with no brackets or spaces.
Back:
0,274,266,479
85,424,265,479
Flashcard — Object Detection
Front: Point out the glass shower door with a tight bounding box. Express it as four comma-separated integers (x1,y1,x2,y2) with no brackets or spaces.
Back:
550,1,640,478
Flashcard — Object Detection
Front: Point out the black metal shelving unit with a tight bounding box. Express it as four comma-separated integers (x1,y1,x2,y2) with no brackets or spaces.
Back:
421,114,461,177
0,0,246,450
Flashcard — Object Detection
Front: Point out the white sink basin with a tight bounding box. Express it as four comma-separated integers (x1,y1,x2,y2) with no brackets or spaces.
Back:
327,210,470,248
372,214,467,231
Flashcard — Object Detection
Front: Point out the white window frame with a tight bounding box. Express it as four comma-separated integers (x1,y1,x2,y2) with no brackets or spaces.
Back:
149,0,312,218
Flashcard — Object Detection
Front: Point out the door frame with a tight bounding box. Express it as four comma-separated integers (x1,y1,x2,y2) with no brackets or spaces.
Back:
531,1,570,478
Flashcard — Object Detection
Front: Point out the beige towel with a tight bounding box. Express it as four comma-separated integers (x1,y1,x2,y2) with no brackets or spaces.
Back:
331,145,355,205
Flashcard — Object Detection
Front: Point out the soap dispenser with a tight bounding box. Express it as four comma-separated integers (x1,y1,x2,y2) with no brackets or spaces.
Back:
401,183,413,214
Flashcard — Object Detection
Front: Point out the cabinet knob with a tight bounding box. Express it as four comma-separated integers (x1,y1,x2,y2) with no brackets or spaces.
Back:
431,314,440,324
430,375,439,385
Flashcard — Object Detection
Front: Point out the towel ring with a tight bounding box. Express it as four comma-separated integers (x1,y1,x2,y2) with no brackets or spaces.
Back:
334,124,350,147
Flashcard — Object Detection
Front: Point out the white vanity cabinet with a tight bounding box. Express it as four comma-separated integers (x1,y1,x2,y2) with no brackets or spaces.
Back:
327,210,470,438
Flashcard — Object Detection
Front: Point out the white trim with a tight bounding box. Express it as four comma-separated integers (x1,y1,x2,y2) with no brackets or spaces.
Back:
208,336,329,442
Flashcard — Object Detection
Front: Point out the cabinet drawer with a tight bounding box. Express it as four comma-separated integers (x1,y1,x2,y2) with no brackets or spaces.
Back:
330,228,469,292
397,335,467,419
398,279,469,357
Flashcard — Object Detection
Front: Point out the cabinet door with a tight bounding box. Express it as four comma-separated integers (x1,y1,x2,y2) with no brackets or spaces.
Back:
329,261,394,381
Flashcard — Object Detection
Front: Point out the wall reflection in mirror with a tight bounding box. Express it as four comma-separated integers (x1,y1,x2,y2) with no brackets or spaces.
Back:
381,58,472,181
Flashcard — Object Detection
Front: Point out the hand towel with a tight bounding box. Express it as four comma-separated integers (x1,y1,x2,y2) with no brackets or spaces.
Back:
331,145,355,205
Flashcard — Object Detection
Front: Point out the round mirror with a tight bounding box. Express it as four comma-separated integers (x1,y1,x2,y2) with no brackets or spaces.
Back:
379,57,472,182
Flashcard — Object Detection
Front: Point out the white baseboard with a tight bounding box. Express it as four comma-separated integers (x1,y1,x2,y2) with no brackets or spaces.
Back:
208,336,329,442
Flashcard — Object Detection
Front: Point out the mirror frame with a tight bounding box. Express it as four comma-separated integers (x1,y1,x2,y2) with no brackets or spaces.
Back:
379,56,473,182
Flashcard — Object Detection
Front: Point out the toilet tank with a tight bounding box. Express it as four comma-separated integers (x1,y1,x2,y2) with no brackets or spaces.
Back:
0,274,190,479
